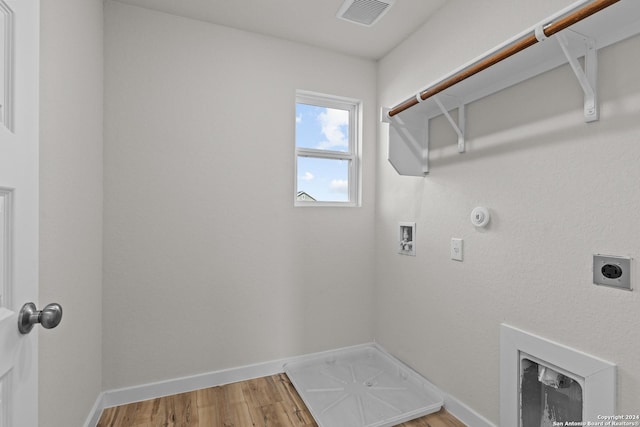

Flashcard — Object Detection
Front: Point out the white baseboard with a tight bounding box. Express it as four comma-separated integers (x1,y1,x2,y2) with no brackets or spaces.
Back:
82,393,105,427
83,342,494,427
83,343,373,427
443,392,498,427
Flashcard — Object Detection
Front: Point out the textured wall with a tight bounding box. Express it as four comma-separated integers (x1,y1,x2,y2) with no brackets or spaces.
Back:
376,0,640,423
39,0,104,425
40,1,640,424
103,1,376,389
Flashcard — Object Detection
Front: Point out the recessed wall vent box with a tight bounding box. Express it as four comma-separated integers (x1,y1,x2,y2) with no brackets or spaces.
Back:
336,0,395,27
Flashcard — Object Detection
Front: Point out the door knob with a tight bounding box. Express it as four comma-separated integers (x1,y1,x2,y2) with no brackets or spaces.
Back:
18,302,63,334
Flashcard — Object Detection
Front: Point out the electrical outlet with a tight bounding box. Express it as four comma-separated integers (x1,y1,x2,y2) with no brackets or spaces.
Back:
593,254,631,291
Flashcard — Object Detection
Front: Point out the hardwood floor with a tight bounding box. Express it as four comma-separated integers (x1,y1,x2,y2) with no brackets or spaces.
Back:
97,373,466,427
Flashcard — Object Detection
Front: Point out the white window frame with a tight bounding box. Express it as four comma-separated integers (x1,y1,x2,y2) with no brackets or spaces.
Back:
294,91,361,207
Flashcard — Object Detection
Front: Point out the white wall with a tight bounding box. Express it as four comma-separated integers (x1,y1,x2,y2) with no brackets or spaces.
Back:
39,1,640,424
377,0,640,423
39,0,104,425
103,1,377,390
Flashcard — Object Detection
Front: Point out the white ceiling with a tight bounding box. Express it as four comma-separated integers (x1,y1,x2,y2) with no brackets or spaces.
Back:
113,0,447,60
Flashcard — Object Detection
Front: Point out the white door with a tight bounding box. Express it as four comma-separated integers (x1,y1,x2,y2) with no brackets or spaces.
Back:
0,0,40,426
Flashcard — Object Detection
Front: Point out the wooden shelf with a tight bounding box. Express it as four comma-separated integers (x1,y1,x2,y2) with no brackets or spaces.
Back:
382,0,640,176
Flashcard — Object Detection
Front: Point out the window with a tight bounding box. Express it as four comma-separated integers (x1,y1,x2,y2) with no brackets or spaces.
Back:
295,91,360,206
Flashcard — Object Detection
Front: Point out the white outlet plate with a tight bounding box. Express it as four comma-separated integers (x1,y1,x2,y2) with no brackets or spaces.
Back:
593,254,631,291
451,238,463,261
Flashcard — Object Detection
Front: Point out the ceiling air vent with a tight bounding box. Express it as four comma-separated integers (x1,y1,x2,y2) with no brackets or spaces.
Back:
336,0,395,27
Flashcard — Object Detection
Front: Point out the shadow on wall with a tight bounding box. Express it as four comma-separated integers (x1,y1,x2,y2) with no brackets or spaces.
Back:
423,42,640,169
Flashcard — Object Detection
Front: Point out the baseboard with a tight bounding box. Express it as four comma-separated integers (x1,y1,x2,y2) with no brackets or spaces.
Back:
83,343,373,427
443,391,498,427
83,342,494,427
82,392,106,427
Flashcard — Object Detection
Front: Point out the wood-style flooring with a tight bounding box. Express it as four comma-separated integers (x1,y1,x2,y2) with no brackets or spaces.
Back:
97,373,466,427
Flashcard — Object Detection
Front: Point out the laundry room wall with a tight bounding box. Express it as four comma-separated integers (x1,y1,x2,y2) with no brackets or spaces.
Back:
103,1,377,390
376,0,640,422
39,0,104,425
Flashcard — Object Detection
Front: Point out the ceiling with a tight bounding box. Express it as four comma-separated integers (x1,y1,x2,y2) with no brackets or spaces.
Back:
113,0,447,60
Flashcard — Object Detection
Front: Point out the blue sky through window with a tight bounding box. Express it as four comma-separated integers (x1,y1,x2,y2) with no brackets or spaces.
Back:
296,103,350,202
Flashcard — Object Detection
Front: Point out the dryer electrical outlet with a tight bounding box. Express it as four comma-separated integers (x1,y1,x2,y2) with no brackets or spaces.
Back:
593,254,631,291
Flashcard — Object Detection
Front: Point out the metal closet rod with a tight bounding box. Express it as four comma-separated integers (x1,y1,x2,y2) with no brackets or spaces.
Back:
387,0,620,118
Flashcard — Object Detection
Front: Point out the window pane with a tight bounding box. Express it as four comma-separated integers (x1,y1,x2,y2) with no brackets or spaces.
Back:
296,103,349,152
297,156,350,202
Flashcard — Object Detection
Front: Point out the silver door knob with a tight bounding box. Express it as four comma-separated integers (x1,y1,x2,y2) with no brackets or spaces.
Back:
18,302,63,334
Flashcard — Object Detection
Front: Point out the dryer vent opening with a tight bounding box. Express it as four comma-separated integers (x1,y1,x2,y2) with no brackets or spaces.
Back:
500,324,616,426
521,357,583,426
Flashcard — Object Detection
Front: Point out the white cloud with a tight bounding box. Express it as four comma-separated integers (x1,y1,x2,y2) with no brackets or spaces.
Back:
296,114,302,123
317,108,348,150
329,179,348,194
299,171,314,181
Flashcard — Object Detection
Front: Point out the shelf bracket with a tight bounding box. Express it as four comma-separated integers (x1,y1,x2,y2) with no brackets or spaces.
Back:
556,32,599,123
433,95,465,153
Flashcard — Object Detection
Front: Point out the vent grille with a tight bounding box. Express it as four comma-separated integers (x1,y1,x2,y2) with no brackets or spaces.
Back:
337,0,395,27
